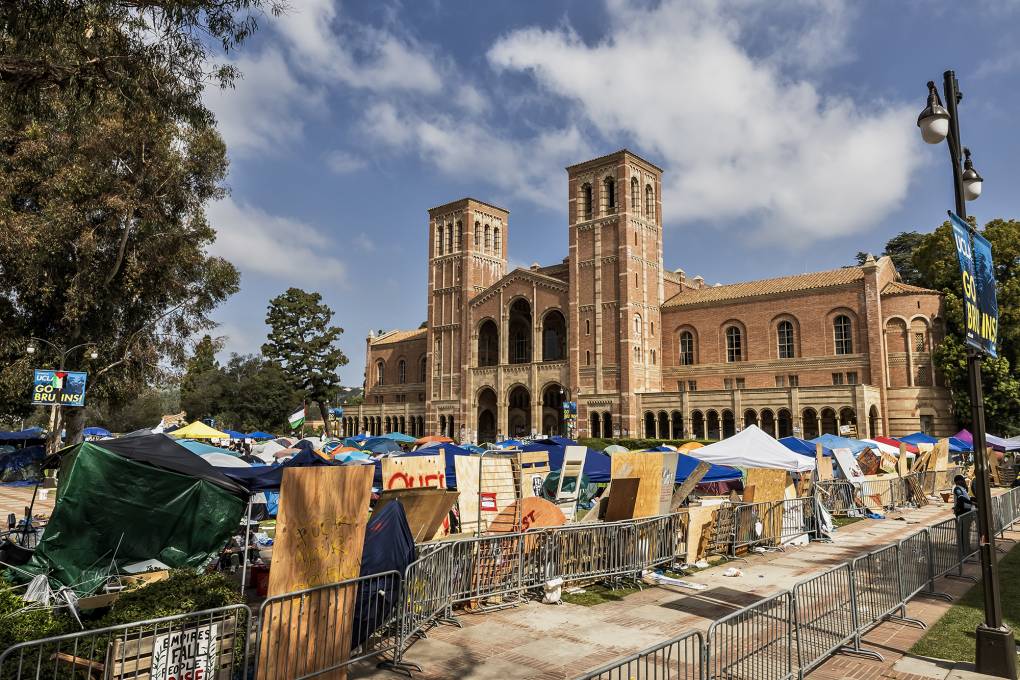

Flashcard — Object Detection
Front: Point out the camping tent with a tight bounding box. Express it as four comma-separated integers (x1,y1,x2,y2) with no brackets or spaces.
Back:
170,421,230,440
810,434,874,456
247,431,276,440
383,432,417,444
779,437,833,457
686,425,815,472
177,439,231,455
83,426,112,438
954,429,1018,452
221,429,245,439
361,437,402,455
21,434,247,595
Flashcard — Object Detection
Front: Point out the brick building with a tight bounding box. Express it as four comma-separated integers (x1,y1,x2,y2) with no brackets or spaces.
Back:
339,150,954,442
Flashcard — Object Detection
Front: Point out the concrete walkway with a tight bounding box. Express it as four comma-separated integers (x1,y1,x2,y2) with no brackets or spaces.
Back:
352,501,994,679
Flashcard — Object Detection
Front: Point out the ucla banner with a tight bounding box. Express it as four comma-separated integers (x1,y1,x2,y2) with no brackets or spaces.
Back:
950,212,998,357
31,369,88,407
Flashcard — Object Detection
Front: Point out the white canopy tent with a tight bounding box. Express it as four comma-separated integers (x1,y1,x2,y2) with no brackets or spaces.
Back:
687,425,816,472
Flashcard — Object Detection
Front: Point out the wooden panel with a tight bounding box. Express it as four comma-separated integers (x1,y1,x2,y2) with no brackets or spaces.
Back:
604,478,641,522
487,496,565,533
658,452,679,516
454,454,481,535
517,451,551,498
670,461,711,511
933,440,950,472
381,454,446,490
897,443,910,477
611,452,664,518
744,468,788,503
815,444,833,481
454,454,518,534
109,619,236,679
261,465,372,680
685,505,716,561
373,488,459,543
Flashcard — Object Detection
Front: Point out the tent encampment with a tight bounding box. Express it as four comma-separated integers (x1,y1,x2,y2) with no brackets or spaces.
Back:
954,429,1017,452
247,431,276,440
686,425,815,472
644,446,741,482
382,432,417,444
779,437,833,457
170,421,230,440
20,434,248,595
361,437,402,455
810,434,874,456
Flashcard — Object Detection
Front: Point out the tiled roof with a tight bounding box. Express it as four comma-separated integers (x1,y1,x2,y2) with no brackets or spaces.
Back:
663,266,866,308
370,328,427,345
882,281,938,296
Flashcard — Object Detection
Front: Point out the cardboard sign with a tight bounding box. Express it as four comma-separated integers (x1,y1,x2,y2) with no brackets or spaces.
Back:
658,452,679,516
381,453,446,490
831,447,864,481
151,624,218,680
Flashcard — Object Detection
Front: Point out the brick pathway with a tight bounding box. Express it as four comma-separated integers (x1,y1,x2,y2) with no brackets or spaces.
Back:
352,501,1003,679
0,483,54,523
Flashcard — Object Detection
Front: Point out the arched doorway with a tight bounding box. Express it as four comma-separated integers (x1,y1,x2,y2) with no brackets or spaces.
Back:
868,405,880,438
839,407,857,433
657,411,669,439
439,415,446,438
542,384,565,435
590,412,601,438
722,410,735,438
707,410,720,440
802,408,819,439
821,408,838,435
477,388,497,443
508,299,532,364
743,409,758,429
542,310,567,361
478,320,498,367
644,412,655,438
691,411,705,439
670,411,683,439
778,409,793,438
602,412,613,439
760,409,776,438
507,385,531,437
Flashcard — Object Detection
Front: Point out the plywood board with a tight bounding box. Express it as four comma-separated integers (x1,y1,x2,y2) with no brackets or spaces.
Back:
897,444,910,478
744,468,789,503
604,478,641,522
933,440,950,472
832,447,864,481
685,505,717,561
658,452,679,516
373,488,459,543
486,496,566,533
454,454,481,534
857,449,881,476
260,465,372,680
815,445,833,481
517,451,551,498
670,461,711,511
612,452,665,518
381,454,446,490
454,454,518,534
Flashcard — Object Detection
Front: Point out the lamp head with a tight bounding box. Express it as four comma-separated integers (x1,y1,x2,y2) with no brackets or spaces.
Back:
962,147,983,201
917,81,950,144
26,343,36,355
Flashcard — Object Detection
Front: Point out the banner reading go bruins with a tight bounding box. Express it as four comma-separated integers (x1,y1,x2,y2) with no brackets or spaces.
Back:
949,212,998,357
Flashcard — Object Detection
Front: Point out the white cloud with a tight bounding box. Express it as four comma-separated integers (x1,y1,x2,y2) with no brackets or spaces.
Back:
354,233,376,252
362,102,592,210
325,150,367,174
206,197,347,284
976,50,1020,78
204,49,325,158
487,0,921,244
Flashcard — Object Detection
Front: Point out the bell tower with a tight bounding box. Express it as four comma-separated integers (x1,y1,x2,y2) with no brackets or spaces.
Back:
425,198,509,437
567,150,664,438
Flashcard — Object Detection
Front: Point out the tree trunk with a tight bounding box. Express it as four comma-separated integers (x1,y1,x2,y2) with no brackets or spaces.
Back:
63,407,85,448
317,400,332,438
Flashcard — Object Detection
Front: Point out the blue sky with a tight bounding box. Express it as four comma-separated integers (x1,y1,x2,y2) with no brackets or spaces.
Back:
201,0,1020,387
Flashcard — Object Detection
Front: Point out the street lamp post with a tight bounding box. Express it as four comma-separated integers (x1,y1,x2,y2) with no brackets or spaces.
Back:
26,337,98,454
917,70,1016,679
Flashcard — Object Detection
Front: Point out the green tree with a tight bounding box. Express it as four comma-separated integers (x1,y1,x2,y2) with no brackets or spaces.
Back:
180,336,226,422
0,2,280,446
910,219,1020,435
262,288,348,437
216,354,299,433
857,231,927,285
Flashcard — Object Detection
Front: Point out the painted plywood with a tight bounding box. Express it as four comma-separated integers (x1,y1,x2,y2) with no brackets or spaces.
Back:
454,454,517,534
658,452,679,516
832,447,864,481
611,452,665,519
381,453,446,490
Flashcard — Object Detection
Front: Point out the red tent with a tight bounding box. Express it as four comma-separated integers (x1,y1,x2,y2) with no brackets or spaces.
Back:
873,436,919,454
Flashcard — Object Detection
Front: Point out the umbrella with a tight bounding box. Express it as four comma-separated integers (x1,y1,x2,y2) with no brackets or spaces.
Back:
83,427,112,437
383,432,417,444
170,421,230,440
416,435,453,445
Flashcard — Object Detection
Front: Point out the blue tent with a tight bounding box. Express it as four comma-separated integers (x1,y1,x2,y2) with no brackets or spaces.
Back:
83,427,112,437
900,432,970,453
177,439,230,455
383,432,417,444
353,500,414,649
521,443,612,483
0,427,45,442
361,437,402,455
221,429,245,439
779,436,834,457
495,439,524,448
811,434,874,455
215,449,346,492
247,431,276,440
644,446,741,482
533,436,577,447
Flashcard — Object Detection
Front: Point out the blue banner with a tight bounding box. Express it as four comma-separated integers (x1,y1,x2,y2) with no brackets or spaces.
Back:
31,369,88,407
950,212,998,357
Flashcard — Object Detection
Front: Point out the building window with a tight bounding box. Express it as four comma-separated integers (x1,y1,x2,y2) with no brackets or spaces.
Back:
585,319,591,335
645,184,654,218
914,332,926,352
419,357,427,382
455,221,462,250
631,177,640,212
650,321,654,337
376,360,385,385
679,331,695,365
436,226,443,255
633,345,641,363
688,380,697,392
582,182,593,220
650,349,656,365
832,372,844,385
398,359,406,384
725,326,743,362
474,221,481,248
446,224,453,253
634,314,642,337
788,374,799,387
777,320,795,359
586,350,591,365
736,377,745,389
494,227,501,254
915,365,931,386
834,315,853,355
920,414,934,434
846,371,858,385
775,375,786,387
603,176,616,211
484,224,491,253
724,378,733,390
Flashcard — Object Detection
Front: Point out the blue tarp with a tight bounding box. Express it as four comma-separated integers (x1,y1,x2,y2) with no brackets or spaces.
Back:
533,436,577,447
495,440,524,448
353,500,414,649
900,432,970,453
811,434,875,455
779,437,834,457
83,427,112,437
361,437,402,455
215,449,341,492
246,431,276,440
0,428,44,442
644,446,742,482
346,434,369,443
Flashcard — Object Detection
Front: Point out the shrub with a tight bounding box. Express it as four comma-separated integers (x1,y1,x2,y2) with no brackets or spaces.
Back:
579,437,713,452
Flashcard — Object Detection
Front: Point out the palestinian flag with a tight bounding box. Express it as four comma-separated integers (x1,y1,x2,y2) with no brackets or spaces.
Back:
288,407,306,430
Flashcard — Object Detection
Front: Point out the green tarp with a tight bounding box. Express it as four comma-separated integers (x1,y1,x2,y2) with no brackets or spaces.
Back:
20,441,246,595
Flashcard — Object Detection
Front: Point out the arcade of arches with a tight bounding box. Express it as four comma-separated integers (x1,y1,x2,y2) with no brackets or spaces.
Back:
640,405,866,441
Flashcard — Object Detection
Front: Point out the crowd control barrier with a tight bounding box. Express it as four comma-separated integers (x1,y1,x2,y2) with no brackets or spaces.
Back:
577,631,704,680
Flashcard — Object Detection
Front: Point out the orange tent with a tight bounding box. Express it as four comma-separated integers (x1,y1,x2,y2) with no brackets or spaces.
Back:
678,442,704,453
416,435,454,445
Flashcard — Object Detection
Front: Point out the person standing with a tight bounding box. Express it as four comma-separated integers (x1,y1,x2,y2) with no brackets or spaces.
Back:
954,474,977,559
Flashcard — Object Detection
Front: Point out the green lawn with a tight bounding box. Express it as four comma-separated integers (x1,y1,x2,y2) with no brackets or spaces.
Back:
833,516,865,528
561,582,641,606
910,543,1020,663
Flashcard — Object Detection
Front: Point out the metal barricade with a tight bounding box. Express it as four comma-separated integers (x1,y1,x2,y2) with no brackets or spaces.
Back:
576,630,705,679
446,532,526,608
793,563,877,675
898,530,944,601
815,481,865,517
858,479,897,511
554,520,639,584
928,516,963,579
957,509,980,562
851,544,908,634
0,605,250,680
706,591,794,680
396,541,457,656
633,512,684,572
254,571,401,679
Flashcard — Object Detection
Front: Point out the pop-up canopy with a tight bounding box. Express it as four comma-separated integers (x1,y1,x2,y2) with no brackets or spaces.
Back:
170,421,230,440
686,425,815,472
779,437,833,457
955,429,1017,452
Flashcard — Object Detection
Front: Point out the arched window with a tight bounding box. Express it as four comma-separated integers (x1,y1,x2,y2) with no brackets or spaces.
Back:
679,331,695,365
585,319,590,335
603,176,616,212
725,326,743,362
474,221,481,248
834,315,853,354
478,320,498,367
398,359,406,384
631,177,640,212
493,227,501,255
484,224,491,253
777,320,795,359
455,221,462,250
645,184,654,217
634,314,642,337
650,349,656,365
644,412,656,438
419,356,427,382
542,310,567,361
633,345,641,363
436,226,443,255
375,360,385,385
650,321,655,337
582,183,593,220
445,224,453,253
585,350,591,365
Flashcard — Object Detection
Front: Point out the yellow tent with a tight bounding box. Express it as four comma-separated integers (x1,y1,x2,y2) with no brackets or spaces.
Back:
678,442,704,453
170,421,230,440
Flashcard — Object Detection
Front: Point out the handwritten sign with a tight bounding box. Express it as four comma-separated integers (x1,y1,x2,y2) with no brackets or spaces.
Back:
151,624,218,680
